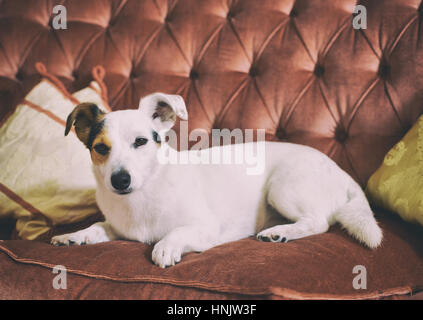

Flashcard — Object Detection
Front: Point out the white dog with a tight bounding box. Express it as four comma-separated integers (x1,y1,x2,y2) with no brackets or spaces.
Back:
51,93,383,268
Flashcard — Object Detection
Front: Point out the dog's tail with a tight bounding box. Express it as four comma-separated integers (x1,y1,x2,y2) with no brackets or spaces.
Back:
335,181,383,249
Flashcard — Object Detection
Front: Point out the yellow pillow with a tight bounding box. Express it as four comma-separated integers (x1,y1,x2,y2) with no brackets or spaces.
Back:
366,115,423,227
0,65,110,240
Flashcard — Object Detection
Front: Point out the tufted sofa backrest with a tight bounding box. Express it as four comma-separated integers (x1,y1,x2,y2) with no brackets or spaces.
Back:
1,0,423,186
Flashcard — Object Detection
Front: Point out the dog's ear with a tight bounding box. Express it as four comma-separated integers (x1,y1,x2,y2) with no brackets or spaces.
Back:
65,103,105,148
139,93,188,132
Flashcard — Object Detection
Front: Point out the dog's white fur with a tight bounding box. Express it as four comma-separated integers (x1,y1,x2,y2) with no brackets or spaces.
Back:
52,93,383,268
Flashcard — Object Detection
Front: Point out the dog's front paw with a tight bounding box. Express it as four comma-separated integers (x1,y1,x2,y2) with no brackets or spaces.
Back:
51,227,106,246
51,224,113,246
51,231,89,246
152,240,183,268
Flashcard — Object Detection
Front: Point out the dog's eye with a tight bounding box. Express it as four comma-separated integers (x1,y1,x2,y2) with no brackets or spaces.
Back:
134,137,148,148
152,131,161,143
93,143,110,155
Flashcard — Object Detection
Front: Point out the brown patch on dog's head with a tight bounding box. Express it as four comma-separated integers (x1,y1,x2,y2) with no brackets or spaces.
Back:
65,103,111,164
65,103,105,147
91,132,111,165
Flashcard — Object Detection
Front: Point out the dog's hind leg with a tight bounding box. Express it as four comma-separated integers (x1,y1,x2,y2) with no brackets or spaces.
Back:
256,175,331,243
51,222,118,246
257,217,329,243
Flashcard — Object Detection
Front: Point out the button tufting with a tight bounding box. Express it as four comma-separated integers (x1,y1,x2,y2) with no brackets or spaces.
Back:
289,8,298,18
314,64,325,77
164,14,172,23
1,0,422,194
335,127,348,143
378,60,391,79
130,69,138,78
275,127,286,140
16,70,24,81
189,70,199,80
249,66,258,77
109,19,116,28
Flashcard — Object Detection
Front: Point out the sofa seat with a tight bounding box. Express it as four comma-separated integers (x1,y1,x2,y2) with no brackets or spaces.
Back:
0,210,421,300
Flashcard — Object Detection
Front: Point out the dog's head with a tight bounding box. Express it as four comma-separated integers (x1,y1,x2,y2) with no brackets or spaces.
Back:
65,93,188,195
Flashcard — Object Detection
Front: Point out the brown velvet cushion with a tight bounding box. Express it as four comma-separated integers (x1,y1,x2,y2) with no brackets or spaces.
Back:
0,210,421,300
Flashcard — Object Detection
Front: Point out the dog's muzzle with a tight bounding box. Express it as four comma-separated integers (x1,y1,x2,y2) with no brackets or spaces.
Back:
111,169,132,194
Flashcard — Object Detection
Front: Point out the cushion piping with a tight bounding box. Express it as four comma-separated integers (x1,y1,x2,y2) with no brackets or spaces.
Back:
0,241,421,299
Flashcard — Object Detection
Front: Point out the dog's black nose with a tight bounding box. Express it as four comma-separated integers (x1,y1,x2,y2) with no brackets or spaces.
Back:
111,170,131,191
